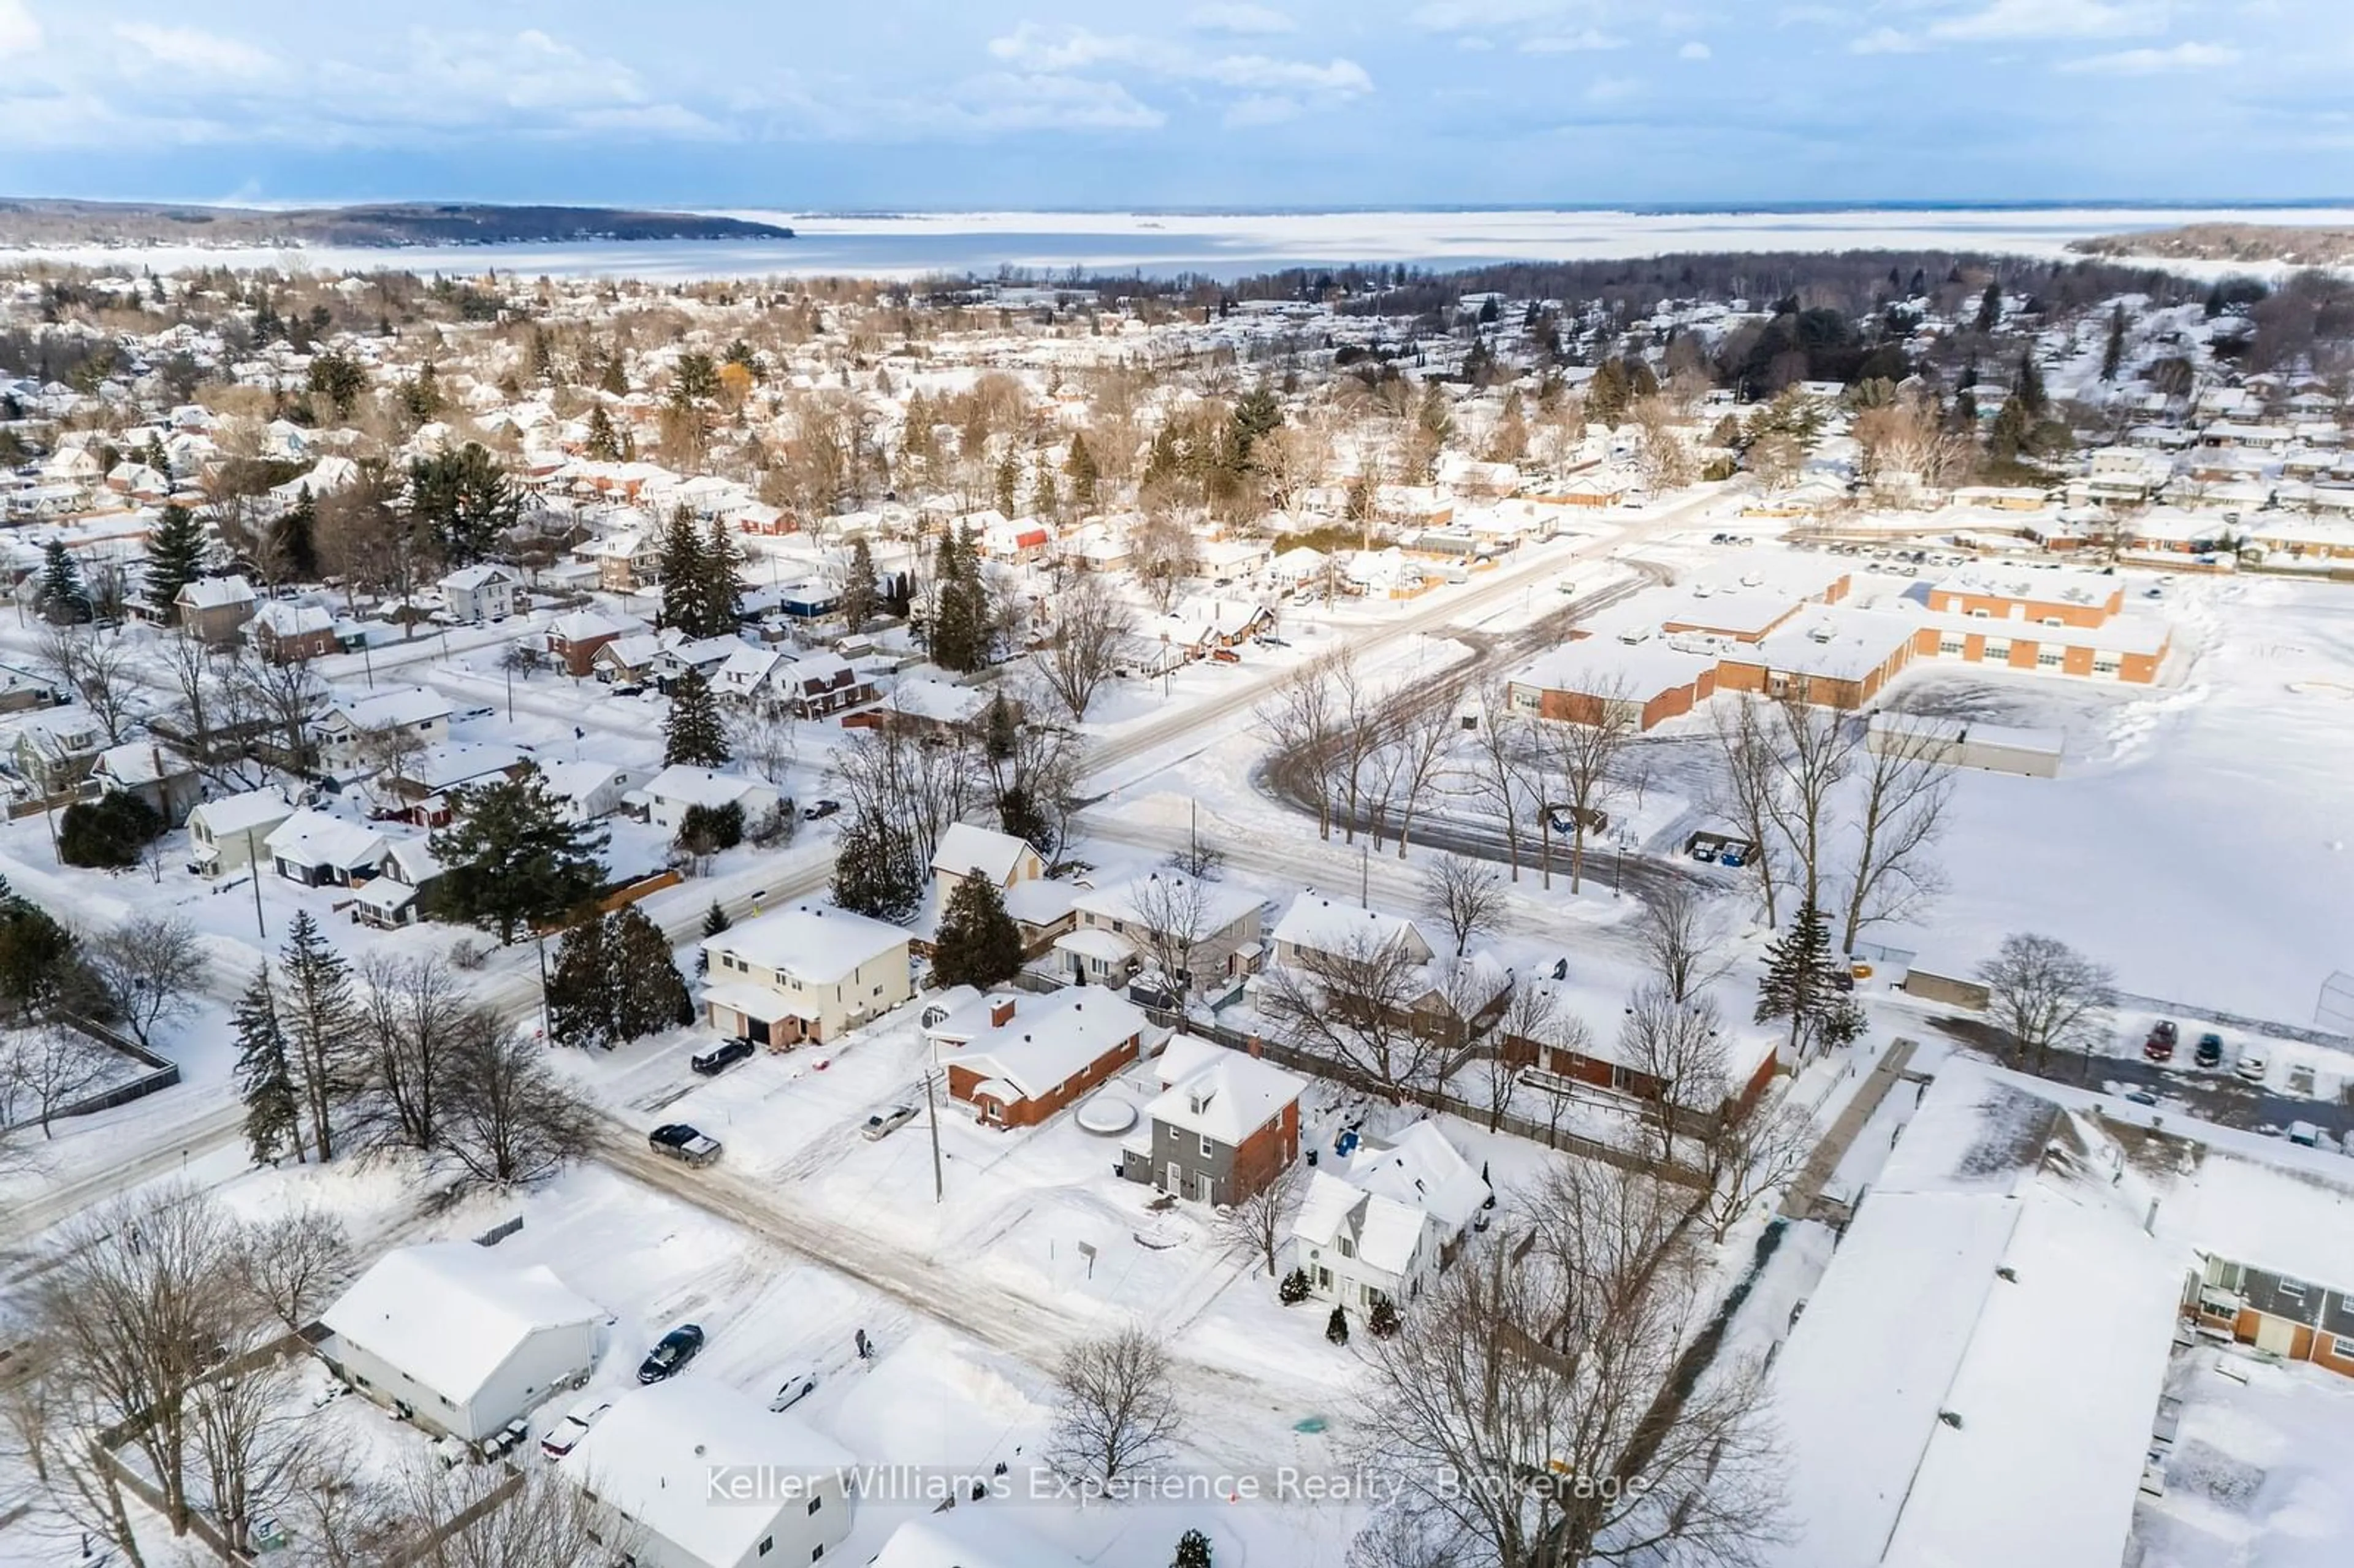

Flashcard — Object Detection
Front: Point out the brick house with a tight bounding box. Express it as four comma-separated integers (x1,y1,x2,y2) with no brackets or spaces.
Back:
1118,1037,1305,1205
546,609,640,678
2188,1256,2354,1379
173,574,259,644
932,988,1152,1130
249,600,343,664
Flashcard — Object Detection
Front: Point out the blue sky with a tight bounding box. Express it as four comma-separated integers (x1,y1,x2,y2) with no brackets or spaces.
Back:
0,0,2345,208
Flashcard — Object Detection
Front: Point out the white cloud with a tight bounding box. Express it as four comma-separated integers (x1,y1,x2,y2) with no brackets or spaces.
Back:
1410,0,1590,31
1678,40,1713,58
984,22,1369,118
1929,0,2163,42
1584,75,1643,104
1522,28,1627,52
1202,52,1373,94
950,72,1166,132
1777,4,1848,23
1849,26,1924,52
112,23,276,78
1457,34,1497,49
2058,40,2241,73
1224,93,1304,126
1187,2,1299,35
0,0,42,58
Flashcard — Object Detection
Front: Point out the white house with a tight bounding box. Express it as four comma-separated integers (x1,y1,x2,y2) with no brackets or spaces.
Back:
872,1511,1089,1568
310,687,454,773
560,1380,854,1568
318,1242,605,1444
536,759,641,824
699,902,913,1046
637,765,780,834
439,563,522,623
186,786,296,875
929,821,1046,918
1287,1122,1488,1312
264,808,388,887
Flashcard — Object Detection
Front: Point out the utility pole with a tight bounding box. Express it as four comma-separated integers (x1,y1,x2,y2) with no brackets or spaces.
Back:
244,826,266,938
924,1036,945,1203
1360,840,1370,909
535,929,554,1044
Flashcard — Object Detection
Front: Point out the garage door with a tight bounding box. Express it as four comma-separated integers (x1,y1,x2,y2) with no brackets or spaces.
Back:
2255,1315,2298,1356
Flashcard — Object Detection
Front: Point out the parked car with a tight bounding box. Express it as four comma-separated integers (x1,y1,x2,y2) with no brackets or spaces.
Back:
540,1395,612,1458
649,1123,723,1166
769,1373,818,1411
609,683,646,697
1210,647,1242,664
2143,1020,2179,1063
1255,635,1291,648
2195,1032,2225,1069
691,1039,756,1076
2235,1049,2268,1084
638,1324,706,1384
802,799,842,820
2288,1121,2322,1148
862,1104,920,1141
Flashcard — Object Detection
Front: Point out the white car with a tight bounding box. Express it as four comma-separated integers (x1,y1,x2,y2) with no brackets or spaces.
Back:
2234,1050,2268,1085
769,1373,818,1412
863,1104,920,1141
541,1395,612,1459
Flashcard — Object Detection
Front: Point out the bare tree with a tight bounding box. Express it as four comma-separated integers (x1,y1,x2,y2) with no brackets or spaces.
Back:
1699,1095,1815,1243
1048,1326,1183,1486
1617,984,1729,1166
234,1207,354,1333
1467,679,1539,879
351,954,466,1152
1378,681,1466,859
1212,1166,1305,1277
1978,933,2117,1073
37,623,140,744
1128,870,1214,1005
1761,691,1856,916
1838,721,1955,953
1,1024,115,1138
1029,570,1137,720
1354,1160,1787,1568
1129,509,1202,612
1629,394,1697,490
157,631,270,790
835,718,986,873
1420,854,1504,958
1536,682,1638,893
1259,931,1446,1103
440,1010,596,1187
1488,978,1588,1133
1636,883,1735,1005
1258,652,1342,839
83,913,206,1049
400,1460,643,1568
728,705,800,788
188,1341,305,1556
227,645,327,773
1709,698,1787,926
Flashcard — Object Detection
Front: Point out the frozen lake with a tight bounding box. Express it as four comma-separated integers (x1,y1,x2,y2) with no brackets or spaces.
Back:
10,204,2352,281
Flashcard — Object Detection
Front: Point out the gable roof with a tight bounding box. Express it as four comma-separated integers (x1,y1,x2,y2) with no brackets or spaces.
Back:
175,574,256,611
264,808,386,869
700,902,909,983
320,1242,603,1410
952,988,1152,1103
188,785,294,838
1143,1043,1304,1147
930,822,1039,883
1271,892,1434,961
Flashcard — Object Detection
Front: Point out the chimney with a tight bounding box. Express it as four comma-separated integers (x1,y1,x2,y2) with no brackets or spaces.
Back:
990,996,1016,1028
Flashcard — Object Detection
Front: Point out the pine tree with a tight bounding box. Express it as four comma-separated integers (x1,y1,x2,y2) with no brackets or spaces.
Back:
656,504,707,632
546,913,615,1049
698,899,731,974
1586,358,1631,424
662,668,730,768
1173,1528,1214,1568
234,964,303,1165
831,812,923,924
2100,304,2127,383
406,442,516,565
585,404,623,461
1325,1305,1350,1345
600,354,629,396
929,524,990,674
2013,352,2048,419
997,782,1052,858
1279,1267,1311,1305
609,905,694,1038
1367,1295,1401,1338
1755,901,1845,1059
993,450,1019,517
1974,281,2002,334
700,518,743,633
143,503,209,617
280,913,359,1162
839,536,880,633
429,763,610,945
1064,433,1100,510
931,875,1024,990
39,540,85,623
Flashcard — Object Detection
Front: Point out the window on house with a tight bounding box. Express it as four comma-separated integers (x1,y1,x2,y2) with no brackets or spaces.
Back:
2035,650,2063,669
759,1539,774,1558
806,1496,823,1516
1339,1238,1354,1260
2334,1334,2354,1361
812,1547,826,1563
1200,1135,1214,1158
1938,635,1965,655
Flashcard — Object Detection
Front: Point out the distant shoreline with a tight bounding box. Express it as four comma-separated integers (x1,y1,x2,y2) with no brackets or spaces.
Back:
0,199,795,250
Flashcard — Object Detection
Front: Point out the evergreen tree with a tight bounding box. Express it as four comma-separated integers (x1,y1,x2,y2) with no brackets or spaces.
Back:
839,536,880,633
38,540,86,622
144,503,210,616
2100,304,2128,383
406,442,516,565
1028,450,1059,520
280,912,359,1162
931,875,1024,990
997,782,1052,858
0,877,77,1019
58,790,163,868
993,450,1019,517
546,913,615,1049
700,517,744,633
600,354,629,396
585,404,623,461
1325,1305,1349,1345
1754,901,1848,1059
1278,1267,1311,1305
655,504,707,631
929,524,991,673
1230,384,1282,466
1585,358,1632,424
609,905,695,1037
1063,433,1100,510
2013,352,2048,419
234,964,303,1165
401,359,444,422
1173,1528,1214,1568
831,812,923,924
274,487,319,583
1367,1294,1401,1338
696,899,731,973
1974,281,2002,333
662,668,731,768
429,763,610,945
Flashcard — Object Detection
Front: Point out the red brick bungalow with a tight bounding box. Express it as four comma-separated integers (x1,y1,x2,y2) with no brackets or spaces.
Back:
937,989,1153,1131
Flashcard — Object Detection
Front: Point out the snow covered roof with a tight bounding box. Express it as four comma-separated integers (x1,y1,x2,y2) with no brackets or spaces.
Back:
931,822,1038,883
252,599,336,639
264,808,385,870
701,902,909,983
322,686,452,734
872,1511,1091,1568
561,1380,852,1568
549,608,641,642
1142,1043,1303,1148
642,764,771,811
175,574,256,610
1289,1123,1490,1275
1271,892,1434,962
440,563,519,591
1073,871,1262,938
321,1242,603,1410
188,785,292,838
951,988,1152,1104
